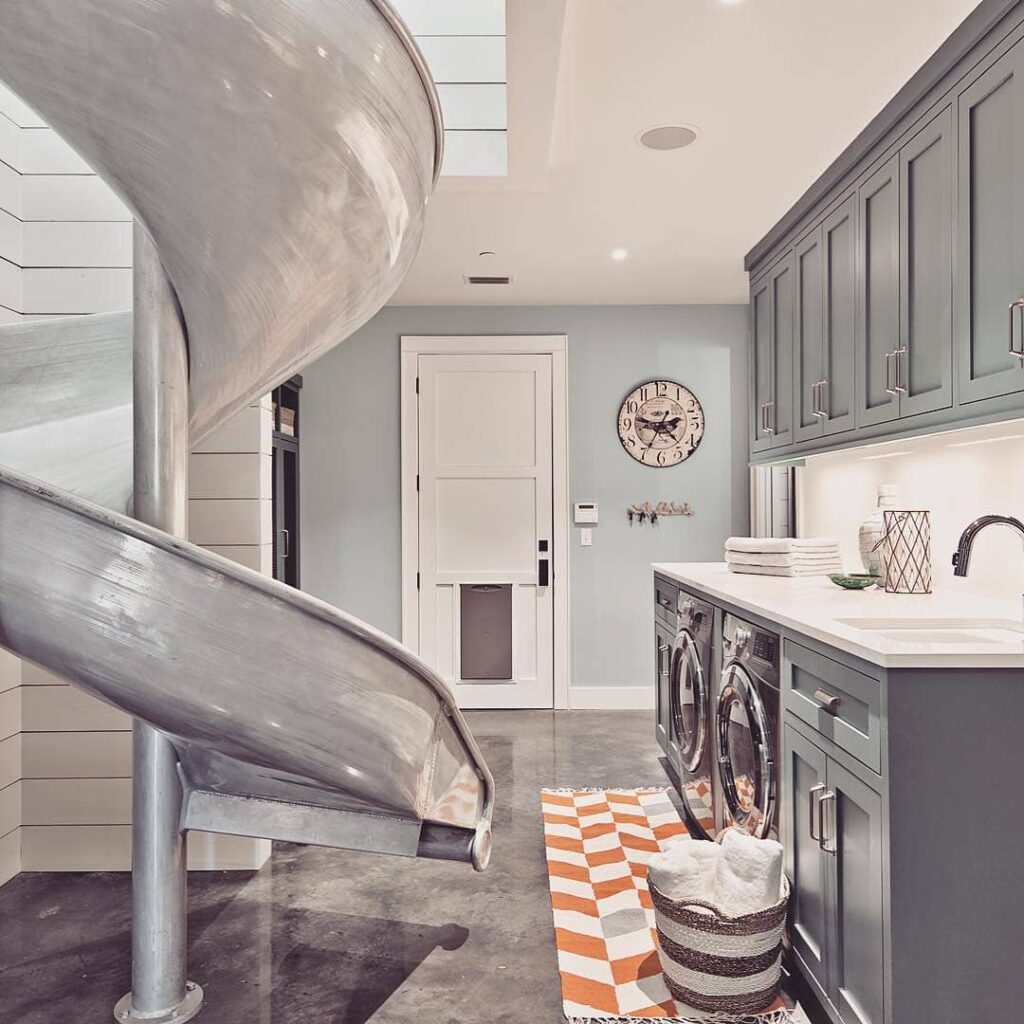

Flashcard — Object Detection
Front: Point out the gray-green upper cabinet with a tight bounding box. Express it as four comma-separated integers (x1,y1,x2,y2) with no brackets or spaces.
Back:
857,157,901,427
793,195,857,442
750,254,795,452
899,106,954,417
957,38,1024,404
751,275,774,453
794,227,826,443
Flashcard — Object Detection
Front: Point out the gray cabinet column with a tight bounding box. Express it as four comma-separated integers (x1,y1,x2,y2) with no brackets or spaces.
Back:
900,106,954,416
751,276,774,453
857,157,901,427
821,195,857,436
957,38,1024,403
770,254,795,448
794,227,825,442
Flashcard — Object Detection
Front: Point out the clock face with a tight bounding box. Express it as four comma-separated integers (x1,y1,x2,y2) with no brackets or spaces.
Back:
617,379,705,467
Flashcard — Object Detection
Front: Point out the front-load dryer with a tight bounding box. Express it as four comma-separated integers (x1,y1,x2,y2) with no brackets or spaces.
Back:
669,592,716,839
716,613,781,841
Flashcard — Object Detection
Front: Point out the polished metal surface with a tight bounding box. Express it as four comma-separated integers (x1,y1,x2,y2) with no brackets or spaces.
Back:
0,0,492,863
952,514,1024,576
123,228,200,1023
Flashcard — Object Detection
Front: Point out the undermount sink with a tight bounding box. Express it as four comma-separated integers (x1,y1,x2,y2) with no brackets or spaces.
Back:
836,617,1024,645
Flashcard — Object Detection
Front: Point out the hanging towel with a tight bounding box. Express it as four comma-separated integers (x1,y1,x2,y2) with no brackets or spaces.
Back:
726,549,841,568
712,829,785,918
727,562,842,577
648,841,718,905
725,536,840,554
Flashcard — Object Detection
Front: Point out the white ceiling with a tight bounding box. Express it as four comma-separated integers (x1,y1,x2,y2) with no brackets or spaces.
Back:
392,0,984,307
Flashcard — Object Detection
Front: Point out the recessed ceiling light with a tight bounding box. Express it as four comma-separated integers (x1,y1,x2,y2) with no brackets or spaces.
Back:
636,124,699,152
611,248,629,261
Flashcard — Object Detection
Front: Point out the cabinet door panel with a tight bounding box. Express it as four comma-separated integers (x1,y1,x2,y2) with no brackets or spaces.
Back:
771,255,795,448
901,107,954,416
794,228,825,442
782,723,831,1004
822,196,857,435
957,41,1024,403
858,158,901,427
828,760,885,1024
751,276,774,453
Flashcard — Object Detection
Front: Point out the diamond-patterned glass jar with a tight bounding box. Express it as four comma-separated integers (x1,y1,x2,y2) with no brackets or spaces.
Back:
882,510,932,594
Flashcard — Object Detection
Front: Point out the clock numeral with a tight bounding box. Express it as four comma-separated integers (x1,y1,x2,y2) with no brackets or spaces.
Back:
656,381,668,397
626,400,639,414
620,417,632,431
657,449,668,465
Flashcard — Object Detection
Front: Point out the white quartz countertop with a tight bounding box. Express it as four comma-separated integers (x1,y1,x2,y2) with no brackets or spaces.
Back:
652,562,1024,669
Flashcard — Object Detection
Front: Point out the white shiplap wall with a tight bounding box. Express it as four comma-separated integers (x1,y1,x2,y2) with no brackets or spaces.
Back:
0,83,272,879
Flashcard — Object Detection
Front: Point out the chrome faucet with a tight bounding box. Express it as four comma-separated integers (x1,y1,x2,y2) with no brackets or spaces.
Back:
952,515,1024,576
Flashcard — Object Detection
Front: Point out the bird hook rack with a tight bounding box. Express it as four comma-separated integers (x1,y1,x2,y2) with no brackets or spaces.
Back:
628,501,694,525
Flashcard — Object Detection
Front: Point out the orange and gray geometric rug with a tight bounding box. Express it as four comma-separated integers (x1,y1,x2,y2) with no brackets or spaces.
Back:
541,788,806,1023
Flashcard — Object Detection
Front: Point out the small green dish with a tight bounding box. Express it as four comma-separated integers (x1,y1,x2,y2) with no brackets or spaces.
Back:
829,573,882,590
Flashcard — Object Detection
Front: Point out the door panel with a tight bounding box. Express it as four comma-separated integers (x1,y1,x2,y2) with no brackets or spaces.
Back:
782,723,832,1005
857,157,901,427
957,41,1024,402
822,196,857,436
901,107,954,417
794,228,825,442
828,760,885,1024
418,352,554,709
771,255,795,448
751,276,774,452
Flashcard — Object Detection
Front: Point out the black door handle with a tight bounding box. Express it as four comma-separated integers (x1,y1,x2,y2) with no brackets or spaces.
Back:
538,539,550,587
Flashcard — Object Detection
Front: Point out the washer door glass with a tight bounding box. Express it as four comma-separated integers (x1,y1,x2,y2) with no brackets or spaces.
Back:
717,663,774,838
670,630,707,775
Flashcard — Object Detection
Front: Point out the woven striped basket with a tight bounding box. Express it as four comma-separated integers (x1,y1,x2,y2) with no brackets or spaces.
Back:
650,874,790,1016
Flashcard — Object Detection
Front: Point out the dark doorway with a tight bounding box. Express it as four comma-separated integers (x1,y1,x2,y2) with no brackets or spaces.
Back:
271,376,301,588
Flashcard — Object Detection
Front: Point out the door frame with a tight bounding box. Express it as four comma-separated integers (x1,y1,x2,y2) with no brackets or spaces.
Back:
400,335,570,711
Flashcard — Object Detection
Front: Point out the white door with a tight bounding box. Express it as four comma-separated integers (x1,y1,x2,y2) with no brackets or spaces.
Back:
417,352,554,709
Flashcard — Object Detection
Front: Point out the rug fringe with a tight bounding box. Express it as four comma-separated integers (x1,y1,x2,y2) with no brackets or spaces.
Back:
563,1010,796,1024
541,787,670,795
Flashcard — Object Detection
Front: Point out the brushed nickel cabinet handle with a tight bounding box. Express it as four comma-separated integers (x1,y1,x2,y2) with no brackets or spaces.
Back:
885,351,898,395
764,401,776,434
893,347,907,393
808,782,825,842
818,378,830,418
1010,300,1024,361
814,687,842,713
818,791,836,853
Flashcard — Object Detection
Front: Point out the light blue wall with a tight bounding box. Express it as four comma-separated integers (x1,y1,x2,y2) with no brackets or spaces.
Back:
300,304,749,691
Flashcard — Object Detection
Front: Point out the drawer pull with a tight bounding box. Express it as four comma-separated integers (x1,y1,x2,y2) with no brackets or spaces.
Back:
814,687,842,713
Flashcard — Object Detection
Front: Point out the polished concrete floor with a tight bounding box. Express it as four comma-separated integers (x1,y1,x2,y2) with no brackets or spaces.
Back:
0,712,818,1023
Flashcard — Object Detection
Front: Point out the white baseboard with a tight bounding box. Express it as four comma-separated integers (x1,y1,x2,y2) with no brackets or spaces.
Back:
569,686,654,711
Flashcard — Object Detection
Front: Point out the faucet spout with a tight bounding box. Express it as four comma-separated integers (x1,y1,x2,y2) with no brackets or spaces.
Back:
952,515,1024,576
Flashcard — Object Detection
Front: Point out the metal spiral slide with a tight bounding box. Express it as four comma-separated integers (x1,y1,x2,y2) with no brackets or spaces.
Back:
0,2,492,1020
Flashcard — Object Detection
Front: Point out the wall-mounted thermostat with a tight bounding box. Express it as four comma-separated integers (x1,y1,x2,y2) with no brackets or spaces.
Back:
574,502,599,525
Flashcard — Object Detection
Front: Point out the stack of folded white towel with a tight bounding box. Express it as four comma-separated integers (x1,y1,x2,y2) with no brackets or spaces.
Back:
647,830,784,917
725,537,842,578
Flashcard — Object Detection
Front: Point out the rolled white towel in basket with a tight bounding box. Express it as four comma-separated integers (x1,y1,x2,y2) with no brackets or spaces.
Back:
712,829,785,918
648,840,719,904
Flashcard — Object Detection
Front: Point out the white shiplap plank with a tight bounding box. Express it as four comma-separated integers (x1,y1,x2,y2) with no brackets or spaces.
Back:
193,405,272,454
0,781,22,839
188,498,271,546
0,113,21,173
21,825,131,871
437,84,507,130
203,545,268,573
390,0,505,35
22,778,131,826
0,207,23,266
21,175,130,222
0,160,21,219
416,35,506,83
20,663,64,686
0,256,21,313
22,732,131,779
19,128,93,174
0,688,21,743
187,833,271,871
21,686,131,733
21,267,131,314
442,130,507,177
0,735,21,791
189,453,271,500
0,827,18,886
22,220,131,268
0,82,45,128
0,647,21,694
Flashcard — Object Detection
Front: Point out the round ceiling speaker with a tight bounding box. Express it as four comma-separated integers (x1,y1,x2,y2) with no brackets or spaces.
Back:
637,125,698,151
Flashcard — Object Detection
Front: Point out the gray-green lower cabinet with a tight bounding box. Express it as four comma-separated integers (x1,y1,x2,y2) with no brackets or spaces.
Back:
783,719,885,1024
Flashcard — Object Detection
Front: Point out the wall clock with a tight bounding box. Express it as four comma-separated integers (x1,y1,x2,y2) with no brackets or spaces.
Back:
617,379,705,467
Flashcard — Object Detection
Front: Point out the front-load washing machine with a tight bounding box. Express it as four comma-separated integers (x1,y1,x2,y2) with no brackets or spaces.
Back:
716,613,781,841
669,592,716,839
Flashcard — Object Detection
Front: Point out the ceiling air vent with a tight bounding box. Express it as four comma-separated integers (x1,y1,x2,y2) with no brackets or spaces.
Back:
464,274,514,286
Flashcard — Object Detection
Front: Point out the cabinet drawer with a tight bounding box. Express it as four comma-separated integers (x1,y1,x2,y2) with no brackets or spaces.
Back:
783,640,882,773
654,577,678,628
